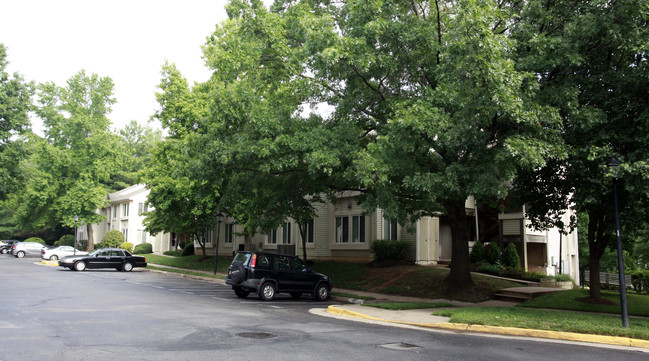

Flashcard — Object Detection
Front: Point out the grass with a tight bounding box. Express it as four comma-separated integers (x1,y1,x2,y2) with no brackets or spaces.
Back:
364,302,454,310
311,261,523,303
519,289,649,317
434,307,649,340
145,254,232,273
147,265,225,280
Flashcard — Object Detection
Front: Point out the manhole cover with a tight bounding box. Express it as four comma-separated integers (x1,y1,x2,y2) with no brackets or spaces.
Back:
235,332,278,339
378,342,420,350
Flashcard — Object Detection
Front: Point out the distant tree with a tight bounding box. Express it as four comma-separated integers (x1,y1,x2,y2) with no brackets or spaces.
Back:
0,43,34,201
13,70,122,251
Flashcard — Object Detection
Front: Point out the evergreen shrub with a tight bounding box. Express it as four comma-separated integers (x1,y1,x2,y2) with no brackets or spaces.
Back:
501,242,521,269
133,243,153,254
470,241,485,264
25,237,45,245
181,243,195,256
370,240,411,262
485,243,501,264
120,242,134,253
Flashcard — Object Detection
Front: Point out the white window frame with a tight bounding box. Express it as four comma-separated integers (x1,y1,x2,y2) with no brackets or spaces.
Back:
281,222,291,244
336,215,365,243
122,203,129,218
225,223,234,244
383,217,398,240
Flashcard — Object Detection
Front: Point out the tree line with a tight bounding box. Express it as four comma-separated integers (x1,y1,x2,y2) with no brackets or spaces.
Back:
2,0,648,300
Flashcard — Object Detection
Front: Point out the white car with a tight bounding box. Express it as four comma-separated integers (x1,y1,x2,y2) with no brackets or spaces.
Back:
41,246,87,261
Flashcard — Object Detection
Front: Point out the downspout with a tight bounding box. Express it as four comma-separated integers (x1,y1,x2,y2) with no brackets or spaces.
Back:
474,205,479,242
522,205,528,271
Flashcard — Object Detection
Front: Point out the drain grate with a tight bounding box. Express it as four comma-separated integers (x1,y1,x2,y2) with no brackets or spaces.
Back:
235,332,278,339
378,342,420,350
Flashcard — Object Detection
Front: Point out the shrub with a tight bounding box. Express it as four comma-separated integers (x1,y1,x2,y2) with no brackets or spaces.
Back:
554,274,574,282
164,250,182,256
370,240,411,262
477,263,504,276
100,230,125,248
55,234,75,247
485,243,501,265
501,243,521,269
24,237,45,245
133,243,153,254
470,241,485,264
181,243,195,256
630,270,649,294
120,242,134,253
78,239,89,251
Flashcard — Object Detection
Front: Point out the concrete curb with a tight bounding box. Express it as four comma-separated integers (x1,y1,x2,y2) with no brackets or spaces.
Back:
326,305,649,349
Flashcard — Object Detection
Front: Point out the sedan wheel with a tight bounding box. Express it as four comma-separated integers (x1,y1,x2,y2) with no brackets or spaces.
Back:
122,262,133,272
74,261,86,271
50,255,59,261
16,251,25,258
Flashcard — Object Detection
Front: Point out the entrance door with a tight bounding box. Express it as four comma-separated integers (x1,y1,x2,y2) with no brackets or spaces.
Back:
439,224,452,261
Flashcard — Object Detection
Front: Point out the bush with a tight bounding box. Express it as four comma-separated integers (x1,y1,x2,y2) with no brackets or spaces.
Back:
630,270,649,294
501,243,520,269
24,237,45,245
78,239,89,251
485,243,501,265
370,240,411,262
133,243,153,254
120,242,134,253
477,263,504,276
55,234,75,247
470,241,485,264
181,243,195,256
554,274,574,282
99,230,125,248
164,250,182,256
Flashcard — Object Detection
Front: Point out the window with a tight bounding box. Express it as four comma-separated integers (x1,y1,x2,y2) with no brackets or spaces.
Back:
267,229,278,244
122,203,129,217
335,215,365,243
225,223,234,244
300,218,315,244
122,229,128,242
383,217,398,240
108,207,112,221
138,203,148,215
113,206,117,219
138,229,147,243
282,222,291,244
205,229,213,246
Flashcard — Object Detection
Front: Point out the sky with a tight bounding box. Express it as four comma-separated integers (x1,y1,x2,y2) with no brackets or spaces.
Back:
0,0,234,135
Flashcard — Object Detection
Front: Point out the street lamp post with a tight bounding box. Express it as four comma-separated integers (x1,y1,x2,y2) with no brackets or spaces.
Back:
73,215,79,256
608,158,629,328
213,213,224,275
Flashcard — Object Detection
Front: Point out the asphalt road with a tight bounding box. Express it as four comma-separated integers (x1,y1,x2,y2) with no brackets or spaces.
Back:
1,255,647,361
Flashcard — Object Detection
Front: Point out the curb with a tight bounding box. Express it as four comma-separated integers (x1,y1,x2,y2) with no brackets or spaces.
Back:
326,305,649,349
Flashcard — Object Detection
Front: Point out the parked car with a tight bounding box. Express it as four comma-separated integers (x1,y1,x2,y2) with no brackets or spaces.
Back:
225,251,332,301
0,240,20,254
41,246,87,261
58,248,147,272
11,241,46,258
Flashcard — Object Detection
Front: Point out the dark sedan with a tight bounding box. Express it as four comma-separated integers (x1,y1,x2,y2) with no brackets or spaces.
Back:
59,248,147,272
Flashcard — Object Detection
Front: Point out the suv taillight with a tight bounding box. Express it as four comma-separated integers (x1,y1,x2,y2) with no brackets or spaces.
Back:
251,254,257,268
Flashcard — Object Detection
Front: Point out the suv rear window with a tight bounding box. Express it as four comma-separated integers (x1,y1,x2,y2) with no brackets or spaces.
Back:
233,252,251,265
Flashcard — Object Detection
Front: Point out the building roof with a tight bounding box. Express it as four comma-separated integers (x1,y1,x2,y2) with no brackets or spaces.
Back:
108,184,148,203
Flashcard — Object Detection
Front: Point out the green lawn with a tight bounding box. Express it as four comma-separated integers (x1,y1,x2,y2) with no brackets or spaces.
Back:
519,289,649,317
364,302,454,310
434,306,649,340
145,254,232,274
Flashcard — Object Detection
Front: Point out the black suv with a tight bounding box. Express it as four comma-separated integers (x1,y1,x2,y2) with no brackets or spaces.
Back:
225,251,332,301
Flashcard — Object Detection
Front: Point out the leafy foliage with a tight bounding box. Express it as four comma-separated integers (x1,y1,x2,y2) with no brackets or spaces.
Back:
120,242,134,253
501,243,521,269
485,243,501,265
24,237,45,244
370,240,411,262
470,241,485,264
133,242,153,254
181,243,194,257
99,229,124,248
55,234,75,246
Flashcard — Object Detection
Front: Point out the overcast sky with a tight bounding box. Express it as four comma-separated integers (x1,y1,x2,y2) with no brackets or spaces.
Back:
0,0,234,135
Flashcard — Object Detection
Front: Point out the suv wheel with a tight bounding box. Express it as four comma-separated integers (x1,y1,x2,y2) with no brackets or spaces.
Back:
315,283,330,301
259,282,276,301
234,287,250,299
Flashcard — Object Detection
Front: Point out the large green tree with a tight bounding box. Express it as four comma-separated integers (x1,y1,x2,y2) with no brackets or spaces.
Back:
13,70,123,249
0,43,34,201
511,0,649,301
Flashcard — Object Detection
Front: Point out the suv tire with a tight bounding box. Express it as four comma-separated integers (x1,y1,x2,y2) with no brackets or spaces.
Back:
315,283,330,301
234,287,250,298
259,282,276,301
229,263,245,284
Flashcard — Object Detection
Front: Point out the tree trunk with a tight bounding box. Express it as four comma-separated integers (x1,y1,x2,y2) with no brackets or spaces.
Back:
244,230,253,251
587,210,609,301
444,200,474,294
87,224,94,251
298,223,308,262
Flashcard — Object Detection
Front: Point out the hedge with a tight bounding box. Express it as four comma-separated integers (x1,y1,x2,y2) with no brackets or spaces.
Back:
370,240,411,262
